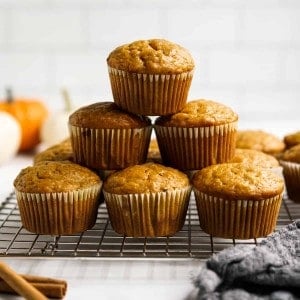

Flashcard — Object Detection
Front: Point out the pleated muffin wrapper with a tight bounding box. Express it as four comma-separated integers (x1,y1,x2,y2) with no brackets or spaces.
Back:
15,183,102,236
194,189,283,239
103,186,192,237
108,66,194,116
154,121,238,170
69,125,152,170
280,160,300,203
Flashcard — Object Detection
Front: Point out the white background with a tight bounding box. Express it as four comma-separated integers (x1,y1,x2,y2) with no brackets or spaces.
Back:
0,0,300,136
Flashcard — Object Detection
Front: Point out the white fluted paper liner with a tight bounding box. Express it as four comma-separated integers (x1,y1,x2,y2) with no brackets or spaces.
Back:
15,183,102,235
108,66,194,116
280,160,300,202
69,125,152,170
103,186,191,237
194,189,283,239
154,121,237,170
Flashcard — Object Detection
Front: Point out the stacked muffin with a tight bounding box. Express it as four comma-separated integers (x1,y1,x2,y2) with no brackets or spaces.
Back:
14,38,285,240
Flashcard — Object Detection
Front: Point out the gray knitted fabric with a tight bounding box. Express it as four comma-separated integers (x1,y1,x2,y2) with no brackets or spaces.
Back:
192,220,300,300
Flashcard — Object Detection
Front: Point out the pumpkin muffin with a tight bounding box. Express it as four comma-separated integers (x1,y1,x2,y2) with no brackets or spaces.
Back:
154,99,238,170
34,139,73,164
283,130,300,149
14,161,102,235
280,144,300,202
236,130,285,155
107,38,194,116
69,101,152,170
103,162,191,237
192,163,284,239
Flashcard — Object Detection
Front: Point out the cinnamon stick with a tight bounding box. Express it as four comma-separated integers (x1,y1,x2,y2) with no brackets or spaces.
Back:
0,274,67,299
0,261,47,300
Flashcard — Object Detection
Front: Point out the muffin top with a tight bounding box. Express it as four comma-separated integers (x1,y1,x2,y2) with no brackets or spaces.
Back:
281,144,300,163
192,163,284,201
155,100,238,127
107,39,194,74
147,139,162,163
69,102,151,129
14,161,101,193
236,130,285,155
283,130,300,149
103,162,190,194
34,139,73,164
230,149,279,168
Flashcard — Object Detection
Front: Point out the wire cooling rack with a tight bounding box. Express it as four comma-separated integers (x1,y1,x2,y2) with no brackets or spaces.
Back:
0,192,299,259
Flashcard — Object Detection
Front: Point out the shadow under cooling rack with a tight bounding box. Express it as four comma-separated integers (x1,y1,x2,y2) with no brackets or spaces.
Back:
0,192,299,260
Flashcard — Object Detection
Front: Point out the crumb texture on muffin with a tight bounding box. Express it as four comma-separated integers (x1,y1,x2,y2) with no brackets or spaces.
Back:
69,102,151,129
107,39,194,74
103,163,190,194
192,163,284,200
155,100,238,127
14,161,101,193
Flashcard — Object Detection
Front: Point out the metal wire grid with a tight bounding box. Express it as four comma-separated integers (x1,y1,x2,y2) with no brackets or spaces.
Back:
0,192,299,259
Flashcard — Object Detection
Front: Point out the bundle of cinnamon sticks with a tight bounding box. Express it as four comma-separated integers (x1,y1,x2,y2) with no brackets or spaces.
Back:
0,261,67,299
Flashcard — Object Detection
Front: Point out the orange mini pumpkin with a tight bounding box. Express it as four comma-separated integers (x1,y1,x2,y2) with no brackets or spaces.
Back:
0,94,48,152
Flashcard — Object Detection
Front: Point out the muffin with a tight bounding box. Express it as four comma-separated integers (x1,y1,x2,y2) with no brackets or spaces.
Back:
192,163,284,239
103,163,191,237
69,102,152,170
280,144,300,202
236,130,285,156
34,139,73,164
283,130,300,149
107,39,194,116
14,161,102,235
154,99,238,170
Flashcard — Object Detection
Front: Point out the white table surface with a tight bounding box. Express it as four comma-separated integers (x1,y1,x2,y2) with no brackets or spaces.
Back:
0,154,201,300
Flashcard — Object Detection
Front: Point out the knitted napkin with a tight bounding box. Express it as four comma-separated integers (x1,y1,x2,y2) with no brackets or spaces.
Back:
191,220,300,300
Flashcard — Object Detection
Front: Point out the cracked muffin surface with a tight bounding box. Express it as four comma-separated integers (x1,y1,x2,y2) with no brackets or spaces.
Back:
107,39,194,74
192,163,284,201
69,101,151,129
155,99,238,127
14,161,101,193
103,162,190,194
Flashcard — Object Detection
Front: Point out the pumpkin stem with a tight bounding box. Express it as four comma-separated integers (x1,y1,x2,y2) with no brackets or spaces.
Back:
6,88,13,103
61,88,72,112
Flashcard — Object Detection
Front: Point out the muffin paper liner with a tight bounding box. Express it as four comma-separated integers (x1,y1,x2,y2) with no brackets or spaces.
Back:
280,160,300,202
194,189,283,239
154,121,237,170
108,67,193,116
69,125,152,170
15,184,102,235
103,186,191,237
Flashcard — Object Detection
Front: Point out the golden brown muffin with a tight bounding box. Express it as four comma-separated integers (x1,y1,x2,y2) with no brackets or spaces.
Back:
230,149,279,168
283,130,300,149
103,163,191,237
14,161,102,235
280,144,300,202
34,139,73,164
107,39,194,74
236,130,285,155
69,102,152,170
154,99,238,170
107,39,194,116
192,163,284,239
